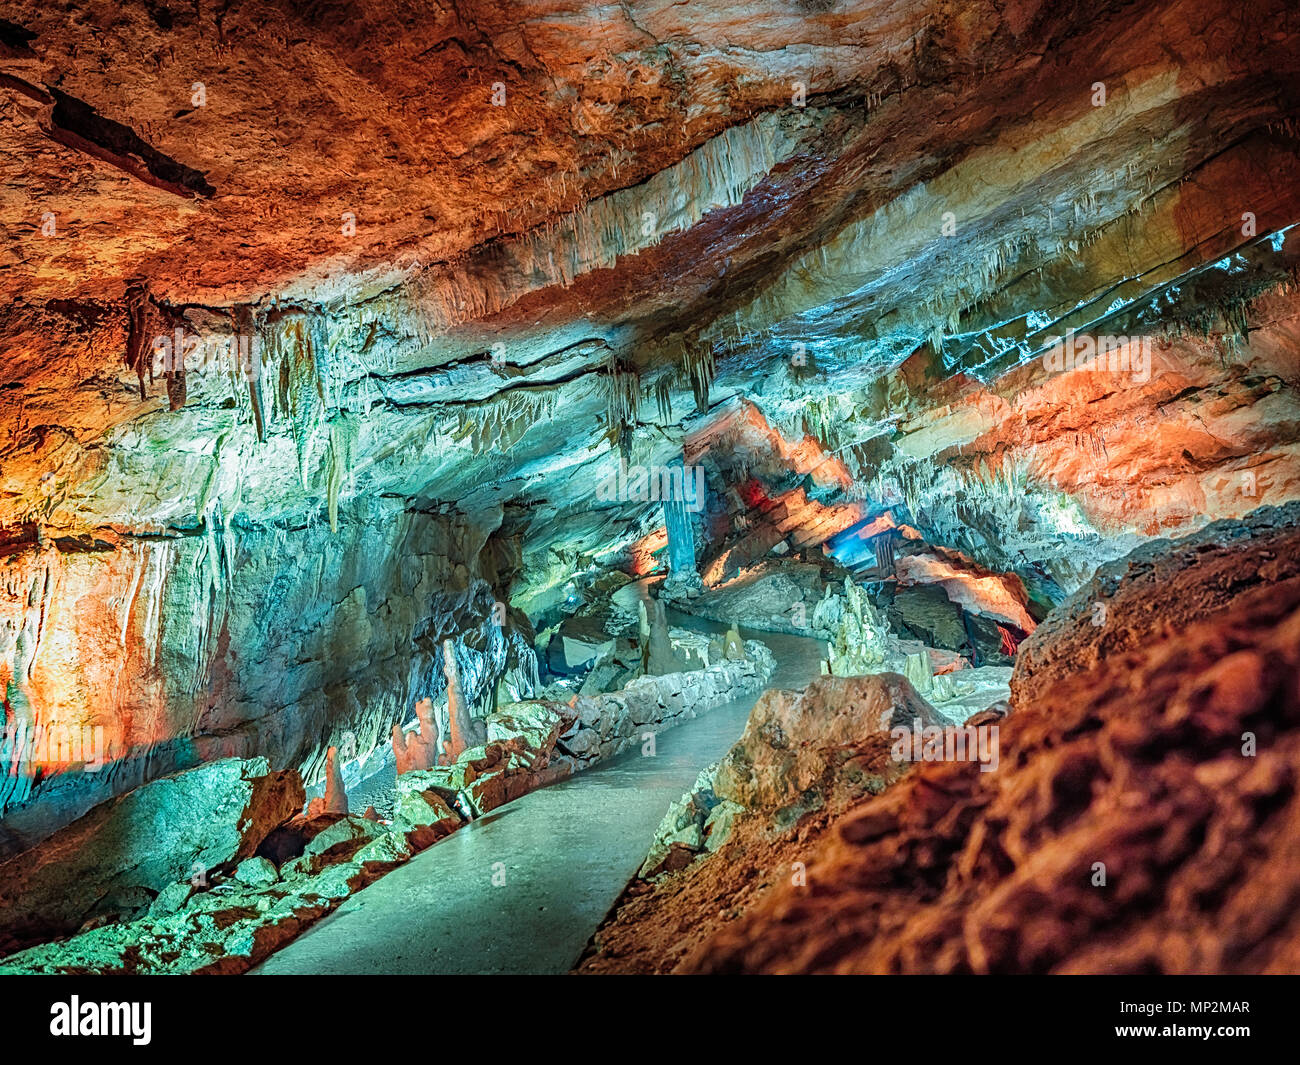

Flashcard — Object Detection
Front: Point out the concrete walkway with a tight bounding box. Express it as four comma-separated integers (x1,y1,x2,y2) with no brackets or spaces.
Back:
253,619,825,976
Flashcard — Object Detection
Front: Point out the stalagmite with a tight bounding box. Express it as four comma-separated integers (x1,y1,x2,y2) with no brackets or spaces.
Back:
723,626,746,661
322,745,348,815
393,697,442,774
640,597,683,676
441,639,473,763
903,651,934,694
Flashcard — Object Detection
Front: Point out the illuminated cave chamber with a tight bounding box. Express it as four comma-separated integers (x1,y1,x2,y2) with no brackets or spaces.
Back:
1,0,1299,975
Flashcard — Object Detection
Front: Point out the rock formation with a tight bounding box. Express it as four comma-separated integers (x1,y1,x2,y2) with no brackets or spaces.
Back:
393,698,442,775
583,512,1300,975
0,0,1298,984
639,598,686,676
0,757,303,955
440,638,479,764
321,746,348,817
822,578,894,676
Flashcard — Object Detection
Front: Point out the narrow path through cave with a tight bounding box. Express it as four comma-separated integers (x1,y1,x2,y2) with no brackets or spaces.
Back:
251,604,826,976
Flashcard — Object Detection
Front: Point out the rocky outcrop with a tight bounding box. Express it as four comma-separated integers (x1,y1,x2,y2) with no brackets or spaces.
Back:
1013,502,1300,701
0,634,776,973
0,505,534,857
714,673,936,828
638,765,730,879
0,756,302,955
677,513,1300,974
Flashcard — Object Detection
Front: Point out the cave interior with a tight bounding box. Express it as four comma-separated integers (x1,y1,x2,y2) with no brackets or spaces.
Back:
1,0,1300,979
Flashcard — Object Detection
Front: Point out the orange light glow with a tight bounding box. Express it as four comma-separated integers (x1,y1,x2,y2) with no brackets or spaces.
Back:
628,527,668,576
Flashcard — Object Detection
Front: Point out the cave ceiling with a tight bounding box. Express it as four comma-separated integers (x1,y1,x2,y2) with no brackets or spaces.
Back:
3,0,1299,608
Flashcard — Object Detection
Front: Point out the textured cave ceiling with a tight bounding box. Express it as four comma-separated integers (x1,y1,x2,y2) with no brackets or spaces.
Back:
2,0,1300,613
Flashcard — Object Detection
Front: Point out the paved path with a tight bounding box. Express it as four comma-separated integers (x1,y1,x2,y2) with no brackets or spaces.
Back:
253,616,824,976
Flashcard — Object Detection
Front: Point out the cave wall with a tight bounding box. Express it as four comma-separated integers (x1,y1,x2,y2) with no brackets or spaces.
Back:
1,0,1298,861
1,499,530,856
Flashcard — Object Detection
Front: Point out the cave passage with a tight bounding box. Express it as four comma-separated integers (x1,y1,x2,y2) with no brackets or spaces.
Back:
255,605,831,975
1,0,1299,1002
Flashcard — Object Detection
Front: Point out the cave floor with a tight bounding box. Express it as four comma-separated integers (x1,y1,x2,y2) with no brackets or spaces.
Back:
251,604,827,976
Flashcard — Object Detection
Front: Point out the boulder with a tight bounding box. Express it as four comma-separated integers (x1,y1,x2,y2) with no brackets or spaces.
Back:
147,880,194,920
466,768,508,815
0,756,303,955
579,661,629,695
354,832,413,867
282,815,386,878
392,789,461,850
486,701,566,756
639,766,720,878
548,615,617,673
233,856,279,887
715,674,937,817
558,726,600,757
621,678,662,726
703,800,744,852
966,611,1021,665
889,585,968,651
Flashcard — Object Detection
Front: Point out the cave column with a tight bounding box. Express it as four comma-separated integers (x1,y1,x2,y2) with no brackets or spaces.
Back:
661,454,703,599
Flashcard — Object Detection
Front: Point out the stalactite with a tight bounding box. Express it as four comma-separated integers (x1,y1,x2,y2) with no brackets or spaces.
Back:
603,356,640,458
682,344,715,414
326,416,357,534
654,374,674,424
238,306,266,442
124,284,151,400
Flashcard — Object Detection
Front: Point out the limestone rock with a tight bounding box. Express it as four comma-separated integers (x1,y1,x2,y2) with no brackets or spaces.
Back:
146,880,194,920
392,789,461,850
234,857,279,887
0,756,302,955
353,832,413,867
283,815,386,878
714,674,936,817
889,585,967,653
485,701,565,758
703,801,744,852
